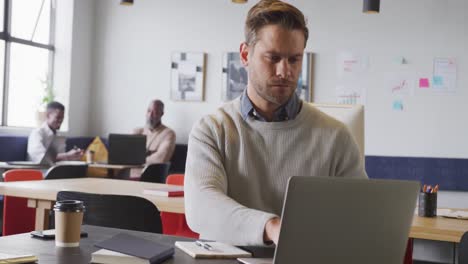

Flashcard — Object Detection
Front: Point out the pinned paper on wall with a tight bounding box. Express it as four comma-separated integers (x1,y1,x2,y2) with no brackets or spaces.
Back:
384,72,413,95
335,85,366,105
337,51,369,79
433,58,457,93
392,100,404,111
433,75,444,86
336,51,369,105
419,78,430,88
394,56,408,65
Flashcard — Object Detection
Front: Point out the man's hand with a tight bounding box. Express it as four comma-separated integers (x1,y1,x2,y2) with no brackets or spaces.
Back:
65,148,84,160
263,217,281,245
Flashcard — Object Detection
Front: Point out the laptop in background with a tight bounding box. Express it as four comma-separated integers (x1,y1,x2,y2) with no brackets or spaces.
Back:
239,177,419,264
108,134,146,165
7,136,64,166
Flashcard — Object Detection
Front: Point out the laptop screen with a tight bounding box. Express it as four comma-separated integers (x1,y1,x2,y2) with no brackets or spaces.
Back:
108,134,146,165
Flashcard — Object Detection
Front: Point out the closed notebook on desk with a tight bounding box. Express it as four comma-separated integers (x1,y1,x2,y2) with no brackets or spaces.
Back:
175,241,251,259
91,249,149,264
94,233,174,264
0,252,38,263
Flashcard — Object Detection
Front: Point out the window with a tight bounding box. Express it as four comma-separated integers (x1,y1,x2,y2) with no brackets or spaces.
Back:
0,0,55,127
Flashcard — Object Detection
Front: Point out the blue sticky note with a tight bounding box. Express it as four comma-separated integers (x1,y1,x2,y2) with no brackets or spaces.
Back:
433,76,444,86
392,100,403,111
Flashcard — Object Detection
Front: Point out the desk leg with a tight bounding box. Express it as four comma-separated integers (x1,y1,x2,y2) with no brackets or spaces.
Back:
107,168,115,178
28,199,53,230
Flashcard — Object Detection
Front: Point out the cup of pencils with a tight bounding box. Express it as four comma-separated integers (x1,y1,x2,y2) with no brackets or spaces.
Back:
418,184,439,217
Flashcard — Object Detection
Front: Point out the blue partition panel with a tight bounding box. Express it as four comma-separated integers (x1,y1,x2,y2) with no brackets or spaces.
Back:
0,136,28,161
366,156,468,191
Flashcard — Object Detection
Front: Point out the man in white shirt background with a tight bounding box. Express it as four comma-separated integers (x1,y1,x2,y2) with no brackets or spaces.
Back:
27,101,83,162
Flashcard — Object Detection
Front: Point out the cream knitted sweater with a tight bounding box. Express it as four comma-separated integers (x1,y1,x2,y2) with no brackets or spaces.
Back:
185,98,367,246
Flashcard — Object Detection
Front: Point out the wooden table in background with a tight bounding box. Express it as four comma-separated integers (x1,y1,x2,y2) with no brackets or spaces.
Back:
410,211,468,243
0,177,467,245
0,162,144,179
87,163,144,178
0,162,49,171
0,178,184,230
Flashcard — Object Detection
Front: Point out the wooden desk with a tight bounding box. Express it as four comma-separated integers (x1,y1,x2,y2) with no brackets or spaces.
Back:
410,211,468,243
0,162,143,179
1,176,467,244
0,161,49,170
0,178,184,230
0,225,273,264
87,163,144,178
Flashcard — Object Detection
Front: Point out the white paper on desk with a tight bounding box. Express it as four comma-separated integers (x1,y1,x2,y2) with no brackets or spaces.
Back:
175,241,251,259
437,209,468,219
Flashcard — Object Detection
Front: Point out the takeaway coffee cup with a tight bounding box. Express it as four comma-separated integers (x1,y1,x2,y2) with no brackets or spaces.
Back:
53,200,85,247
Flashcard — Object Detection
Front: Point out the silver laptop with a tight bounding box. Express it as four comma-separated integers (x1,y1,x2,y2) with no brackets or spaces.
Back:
7,136,64,166
239,177,419,264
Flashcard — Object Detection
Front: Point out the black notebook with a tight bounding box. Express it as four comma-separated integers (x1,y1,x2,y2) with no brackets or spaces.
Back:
94,233,174,264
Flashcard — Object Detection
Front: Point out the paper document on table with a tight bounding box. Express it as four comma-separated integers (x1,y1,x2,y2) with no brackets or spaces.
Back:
437,209,468,219
0,252,38,263
175,241,251,259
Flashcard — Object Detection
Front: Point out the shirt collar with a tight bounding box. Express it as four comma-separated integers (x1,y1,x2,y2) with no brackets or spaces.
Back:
41,122,56,135
240,89,301,122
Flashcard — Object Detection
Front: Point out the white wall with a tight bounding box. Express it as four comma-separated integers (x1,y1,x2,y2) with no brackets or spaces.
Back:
90,0,253,143
66,0,95,136
90,0,468,159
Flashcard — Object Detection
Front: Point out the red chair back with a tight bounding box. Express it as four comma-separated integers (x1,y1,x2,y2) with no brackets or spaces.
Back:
2,169,43,236
166,174,184,186
161,174,199,238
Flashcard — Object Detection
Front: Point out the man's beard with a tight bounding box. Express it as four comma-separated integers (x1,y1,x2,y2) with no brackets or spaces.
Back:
147,118,161,129
255,79,296,106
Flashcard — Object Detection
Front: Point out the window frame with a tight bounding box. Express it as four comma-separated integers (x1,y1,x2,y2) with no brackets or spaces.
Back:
0,0,55,127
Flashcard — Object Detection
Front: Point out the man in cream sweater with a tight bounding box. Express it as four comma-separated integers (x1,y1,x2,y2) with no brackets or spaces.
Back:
185,0,368,246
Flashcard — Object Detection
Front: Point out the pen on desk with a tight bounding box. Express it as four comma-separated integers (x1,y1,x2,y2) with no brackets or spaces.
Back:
195,240,213,251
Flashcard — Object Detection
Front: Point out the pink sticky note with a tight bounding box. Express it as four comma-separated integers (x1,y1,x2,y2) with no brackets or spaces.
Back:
419,78,429,88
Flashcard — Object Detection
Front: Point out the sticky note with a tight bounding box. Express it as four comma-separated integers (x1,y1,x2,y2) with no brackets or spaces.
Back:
394,56,407,64
433,76,444,86
419,78,429,88
392,100,403,111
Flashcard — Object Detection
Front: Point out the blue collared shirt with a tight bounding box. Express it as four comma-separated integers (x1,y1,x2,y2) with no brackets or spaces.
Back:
240,89,302,122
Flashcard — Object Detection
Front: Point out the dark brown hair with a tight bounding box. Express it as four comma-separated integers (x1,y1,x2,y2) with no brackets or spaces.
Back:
245,0,308,47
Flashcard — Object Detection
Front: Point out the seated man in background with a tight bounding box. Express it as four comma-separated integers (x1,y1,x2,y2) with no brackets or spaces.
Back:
27,101,84,162
132,99,176,176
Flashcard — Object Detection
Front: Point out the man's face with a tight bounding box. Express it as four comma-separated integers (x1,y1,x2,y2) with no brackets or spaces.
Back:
240,25,305,106
46,109,64,131
146,103,163,128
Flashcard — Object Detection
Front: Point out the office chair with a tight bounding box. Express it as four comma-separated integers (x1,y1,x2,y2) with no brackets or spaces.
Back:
161,174,199,238
2,169,43,235
139,162,171,183
45,164,88,180
56,191,162,233
460,232,468,264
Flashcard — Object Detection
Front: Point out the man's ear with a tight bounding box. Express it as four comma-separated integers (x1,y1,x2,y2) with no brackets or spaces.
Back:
240,42,250,67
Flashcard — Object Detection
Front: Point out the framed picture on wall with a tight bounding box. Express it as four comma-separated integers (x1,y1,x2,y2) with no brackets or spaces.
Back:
170,52,206,101
222,52,247,101
295,52,313,102
222,52,313,102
